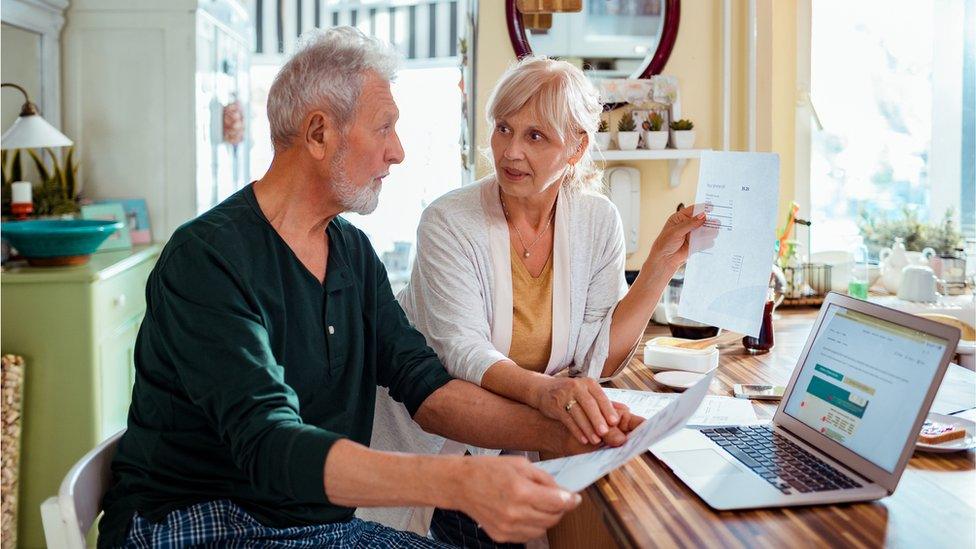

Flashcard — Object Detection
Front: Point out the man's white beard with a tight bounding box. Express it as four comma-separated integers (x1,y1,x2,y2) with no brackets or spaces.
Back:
330,146,381,215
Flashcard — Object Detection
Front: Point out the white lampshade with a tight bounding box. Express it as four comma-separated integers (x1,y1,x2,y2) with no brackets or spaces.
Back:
1,113,73,149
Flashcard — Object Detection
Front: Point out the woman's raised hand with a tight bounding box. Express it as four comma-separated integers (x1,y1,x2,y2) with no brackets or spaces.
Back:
648,203,719,273
533,376,620,445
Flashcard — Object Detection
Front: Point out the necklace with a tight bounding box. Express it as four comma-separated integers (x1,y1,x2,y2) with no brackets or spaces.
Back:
499,192,557,258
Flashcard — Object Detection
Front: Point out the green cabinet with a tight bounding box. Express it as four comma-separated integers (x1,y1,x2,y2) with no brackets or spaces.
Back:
1,245,160,548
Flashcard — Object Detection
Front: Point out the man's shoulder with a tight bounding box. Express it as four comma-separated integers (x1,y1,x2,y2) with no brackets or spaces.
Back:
159,189,265,271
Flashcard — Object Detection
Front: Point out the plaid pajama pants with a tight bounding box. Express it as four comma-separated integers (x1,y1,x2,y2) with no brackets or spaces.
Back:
121,499,455,548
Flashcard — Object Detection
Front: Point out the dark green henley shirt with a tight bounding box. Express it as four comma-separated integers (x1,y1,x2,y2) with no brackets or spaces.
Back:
98,184,453,546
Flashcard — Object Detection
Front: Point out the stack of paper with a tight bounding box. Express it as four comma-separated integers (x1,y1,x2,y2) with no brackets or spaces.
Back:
603,388,762,427
535,371,716,492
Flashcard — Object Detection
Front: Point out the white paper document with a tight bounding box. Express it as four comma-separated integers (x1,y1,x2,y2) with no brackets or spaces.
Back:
535,370,716,492
677,151,780,337
603,388,761,427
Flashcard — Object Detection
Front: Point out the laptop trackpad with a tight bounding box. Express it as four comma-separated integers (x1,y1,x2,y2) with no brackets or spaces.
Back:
664,449,748,477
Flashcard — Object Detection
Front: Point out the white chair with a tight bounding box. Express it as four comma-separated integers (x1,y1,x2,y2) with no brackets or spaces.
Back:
40,430,125,549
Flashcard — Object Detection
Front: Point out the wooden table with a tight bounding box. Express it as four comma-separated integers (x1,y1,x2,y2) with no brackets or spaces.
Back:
550,308,976,548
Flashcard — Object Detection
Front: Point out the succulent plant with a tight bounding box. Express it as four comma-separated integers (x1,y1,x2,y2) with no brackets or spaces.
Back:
31,147,81,215
617,115,637,132
1,147,81,216
598,119,609,132
670,119,694,131
646,112,664,132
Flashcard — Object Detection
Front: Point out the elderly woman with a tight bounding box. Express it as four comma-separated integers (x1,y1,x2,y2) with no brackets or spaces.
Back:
366,56,714,545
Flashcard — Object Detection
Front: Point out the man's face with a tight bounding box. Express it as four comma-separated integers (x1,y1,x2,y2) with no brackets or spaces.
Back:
329,73,405,214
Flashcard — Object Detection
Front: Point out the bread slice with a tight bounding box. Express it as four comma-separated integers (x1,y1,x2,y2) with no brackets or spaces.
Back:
919,420,967,444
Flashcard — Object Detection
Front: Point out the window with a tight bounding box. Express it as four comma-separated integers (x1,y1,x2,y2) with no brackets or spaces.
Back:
798,0,975,254
248,0,469,290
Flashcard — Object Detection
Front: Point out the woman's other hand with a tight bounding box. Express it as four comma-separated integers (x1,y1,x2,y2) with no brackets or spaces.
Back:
648,203,720,273
533,376,620,445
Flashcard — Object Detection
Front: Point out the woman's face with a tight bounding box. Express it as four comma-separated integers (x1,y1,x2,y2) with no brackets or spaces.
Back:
491,104,581,199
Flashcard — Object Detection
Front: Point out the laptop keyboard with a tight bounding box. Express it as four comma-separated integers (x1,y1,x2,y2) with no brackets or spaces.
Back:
700,425,863,494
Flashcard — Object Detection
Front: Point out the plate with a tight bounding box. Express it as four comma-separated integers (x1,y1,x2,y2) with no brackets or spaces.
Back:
914,412,976,453
653,370,708,391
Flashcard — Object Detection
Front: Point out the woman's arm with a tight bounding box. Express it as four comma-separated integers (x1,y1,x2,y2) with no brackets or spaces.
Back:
601,204,716,377
600,259,674,377
481,359,619,445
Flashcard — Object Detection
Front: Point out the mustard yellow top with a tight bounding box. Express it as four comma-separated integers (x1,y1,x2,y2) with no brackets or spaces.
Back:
508,243,554,372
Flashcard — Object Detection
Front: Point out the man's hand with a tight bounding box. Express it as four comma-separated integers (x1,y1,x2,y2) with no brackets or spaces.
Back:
447,456,581,543
533,376,621,446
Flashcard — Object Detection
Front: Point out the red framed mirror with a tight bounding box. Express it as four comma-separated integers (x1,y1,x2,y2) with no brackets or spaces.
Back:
505,0,681,111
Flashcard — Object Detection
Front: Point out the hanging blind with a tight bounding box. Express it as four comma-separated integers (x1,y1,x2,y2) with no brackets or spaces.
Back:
251,0,461,62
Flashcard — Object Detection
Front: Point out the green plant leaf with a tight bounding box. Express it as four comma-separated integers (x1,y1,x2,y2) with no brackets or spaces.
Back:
64,146,77,200
27,148,51,184
10,149,22,182
617,115,636,132
46,148,67,200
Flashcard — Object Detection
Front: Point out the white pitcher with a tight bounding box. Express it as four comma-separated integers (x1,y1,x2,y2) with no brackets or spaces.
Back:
879,237,937,294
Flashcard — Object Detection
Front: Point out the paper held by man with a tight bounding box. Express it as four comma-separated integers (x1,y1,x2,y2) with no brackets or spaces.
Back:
535,370,717,492
678,151,781,338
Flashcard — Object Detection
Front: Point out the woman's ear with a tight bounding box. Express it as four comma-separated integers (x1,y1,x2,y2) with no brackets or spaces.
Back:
568,133,589,166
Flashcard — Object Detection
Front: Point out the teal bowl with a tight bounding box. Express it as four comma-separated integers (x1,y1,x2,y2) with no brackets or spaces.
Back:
1,219,123,266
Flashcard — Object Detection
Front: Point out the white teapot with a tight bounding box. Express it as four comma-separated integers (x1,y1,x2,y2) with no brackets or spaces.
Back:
879,237,937,294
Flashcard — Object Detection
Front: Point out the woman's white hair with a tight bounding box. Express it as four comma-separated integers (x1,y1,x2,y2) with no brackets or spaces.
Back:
486,56,604,192
267,26,400,151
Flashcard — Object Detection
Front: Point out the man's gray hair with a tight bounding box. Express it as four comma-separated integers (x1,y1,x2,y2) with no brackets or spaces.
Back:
267,26,400,151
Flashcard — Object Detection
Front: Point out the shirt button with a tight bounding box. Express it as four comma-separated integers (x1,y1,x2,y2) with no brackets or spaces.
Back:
328,325,335,335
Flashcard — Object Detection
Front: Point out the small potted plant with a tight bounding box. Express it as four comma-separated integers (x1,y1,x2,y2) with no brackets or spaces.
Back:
670,119,696,149
642,112,668,150
594,119,612,150
616,115,639,151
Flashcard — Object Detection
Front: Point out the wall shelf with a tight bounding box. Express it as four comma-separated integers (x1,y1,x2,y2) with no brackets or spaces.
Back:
594,148,709,188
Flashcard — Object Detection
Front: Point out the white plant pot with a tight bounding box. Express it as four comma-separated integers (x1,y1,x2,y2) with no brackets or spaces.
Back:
617,131,640,151
671,129,696,149
643,130,668,150
594,132,612,151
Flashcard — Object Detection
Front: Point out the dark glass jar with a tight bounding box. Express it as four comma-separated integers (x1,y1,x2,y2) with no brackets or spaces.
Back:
742,298,775,354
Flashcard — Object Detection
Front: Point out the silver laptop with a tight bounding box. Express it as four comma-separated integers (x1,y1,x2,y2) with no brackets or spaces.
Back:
652,292,960,510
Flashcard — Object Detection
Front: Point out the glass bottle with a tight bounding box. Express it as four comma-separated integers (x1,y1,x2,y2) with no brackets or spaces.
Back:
742,287,776,354
848,240,870,299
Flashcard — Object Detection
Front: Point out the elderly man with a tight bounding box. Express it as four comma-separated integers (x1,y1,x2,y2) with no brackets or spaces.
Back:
98,27,639,548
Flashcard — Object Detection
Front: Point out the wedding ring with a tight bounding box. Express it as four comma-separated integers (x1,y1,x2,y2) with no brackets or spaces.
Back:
565,399,578,413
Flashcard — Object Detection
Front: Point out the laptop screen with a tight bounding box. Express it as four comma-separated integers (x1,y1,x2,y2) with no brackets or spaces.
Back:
782,303,950,473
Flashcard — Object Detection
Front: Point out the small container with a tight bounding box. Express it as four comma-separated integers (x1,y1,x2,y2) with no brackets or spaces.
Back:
742,288,776,354
848,240,870,299
664,266,720,339
643,337,720,373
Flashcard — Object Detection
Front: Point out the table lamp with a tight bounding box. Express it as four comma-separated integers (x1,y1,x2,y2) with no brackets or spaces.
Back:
1,82,72,150
2,82,74,219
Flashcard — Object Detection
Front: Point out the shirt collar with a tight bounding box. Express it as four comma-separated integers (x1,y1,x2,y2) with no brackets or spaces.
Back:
324,221,354,293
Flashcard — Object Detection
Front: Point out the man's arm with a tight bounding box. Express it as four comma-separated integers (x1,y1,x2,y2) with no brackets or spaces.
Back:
324,440,578,543
412,379,603,453
324,381,642,543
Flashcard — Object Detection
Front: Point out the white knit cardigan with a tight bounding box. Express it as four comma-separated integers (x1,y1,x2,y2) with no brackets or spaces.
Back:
359,177,631,532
